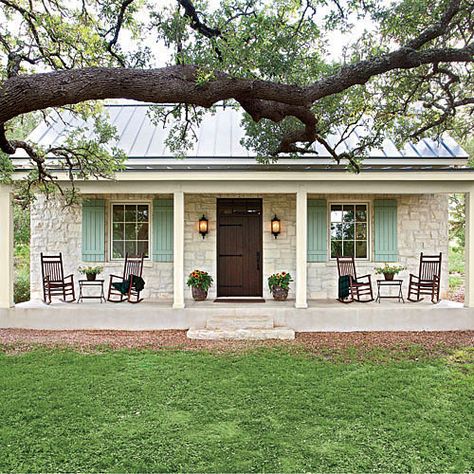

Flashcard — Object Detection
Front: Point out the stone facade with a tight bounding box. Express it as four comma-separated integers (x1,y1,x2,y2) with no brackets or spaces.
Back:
30,194,173,301
184,194,296,300
307,194,449,299
30,192,448,302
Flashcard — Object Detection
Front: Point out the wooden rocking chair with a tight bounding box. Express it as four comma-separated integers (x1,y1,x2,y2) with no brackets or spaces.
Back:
407,252,442,304
107,253,145,304
336,256,374,303
41,253,75,304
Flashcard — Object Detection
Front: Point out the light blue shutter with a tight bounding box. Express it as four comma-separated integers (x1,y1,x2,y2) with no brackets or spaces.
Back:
307,199,327,262
374,199,398,262
82,199,105,262
153,199,173,262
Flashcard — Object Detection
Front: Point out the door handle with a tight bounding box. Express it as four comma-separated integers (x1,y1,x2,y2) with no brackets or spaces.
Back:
256,251,260,271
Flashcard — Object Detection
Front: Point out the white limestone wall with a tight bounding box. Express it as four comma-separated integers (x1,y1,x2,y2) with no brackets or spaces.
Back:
30,192,448,303
307,194,449,299
30,194,173,301
184,194,296,301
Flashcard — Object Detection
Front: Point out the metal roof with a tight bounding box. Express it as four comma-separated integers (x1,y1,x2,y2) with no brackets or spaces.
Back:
11,102,469,171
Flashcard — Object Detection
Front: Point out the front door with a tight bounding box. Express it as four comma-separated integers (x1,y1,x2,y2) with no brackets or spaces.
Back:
217,199,263,297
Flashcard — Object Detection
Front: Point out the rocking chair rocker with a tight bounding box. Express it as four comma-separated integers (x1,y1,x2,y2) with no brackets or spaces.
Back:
407,252,442,304
40,253,75,304
336,256,374,303
107,253,145,304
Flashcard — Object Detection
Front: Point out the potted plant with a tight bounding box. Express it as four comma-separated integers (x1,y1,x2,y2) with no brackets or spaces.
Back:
374,263,406,281
187,269,213,301
78,265,103,281
268,272,293,301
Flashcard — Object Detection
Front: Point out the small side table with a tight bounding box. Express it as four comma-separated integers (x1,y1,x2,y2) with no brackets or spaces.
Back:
376,279,404,303
78,279,105,303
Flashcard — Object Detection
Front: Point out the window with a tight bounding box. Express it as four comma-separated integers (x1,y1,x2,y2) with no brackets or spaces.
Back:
330,203,368,259
111,203,150,259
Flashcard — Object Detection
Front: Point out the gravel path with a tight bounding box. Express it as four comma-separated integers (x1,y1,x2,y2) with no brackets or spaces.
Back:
1,329,473,355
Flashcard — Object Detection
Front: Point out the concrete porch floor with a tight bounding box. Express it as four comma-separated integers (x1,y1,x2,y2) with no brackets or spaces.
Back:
0,298,472,332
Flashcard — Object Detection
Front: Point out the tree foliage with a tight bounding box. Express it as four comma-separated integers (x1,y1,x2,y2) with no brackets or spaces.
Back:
0,0,472,198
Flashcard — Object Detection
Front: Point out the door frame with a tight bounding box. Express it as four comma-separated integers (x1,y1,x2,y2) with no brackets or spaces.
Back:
216,198,263,297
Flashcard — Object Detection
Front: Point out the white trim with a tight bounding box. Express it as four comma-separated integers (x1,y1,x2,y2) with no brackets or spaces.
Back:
109,200,152,262
327,201,371,261
295,189,308,308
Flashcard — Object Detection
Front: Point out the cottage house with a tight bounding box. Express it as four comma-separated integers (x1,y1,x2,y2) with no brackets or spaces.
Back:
1,102,473,336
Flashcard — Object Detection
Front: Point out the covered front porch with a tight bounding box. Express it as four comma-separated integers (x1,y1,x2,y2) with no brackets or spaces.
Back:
1,173,474,332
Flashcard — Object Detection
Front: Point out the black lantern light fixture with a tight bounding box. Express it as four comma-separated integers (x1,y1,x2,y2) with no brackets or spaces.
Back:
271,215,281,239
198,215,209,239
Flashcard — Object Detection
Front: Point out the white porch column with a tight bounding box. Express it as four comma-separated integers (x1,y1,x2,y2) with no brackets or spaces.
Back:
0,185,14,308
173,190,185,309
295,188,308,308
465,189,474,308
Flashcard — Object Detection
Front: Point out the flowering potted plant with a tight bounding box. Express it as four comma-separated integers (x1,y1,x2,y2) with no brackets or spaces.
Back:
78,265,103,281
268,272,293,301
186,269,213,301
374,263,406,281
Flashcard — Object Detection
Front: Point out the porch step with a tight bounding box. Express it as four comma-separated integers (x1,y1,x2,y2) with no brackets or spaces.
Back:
186,327,295,340
206,315,273,330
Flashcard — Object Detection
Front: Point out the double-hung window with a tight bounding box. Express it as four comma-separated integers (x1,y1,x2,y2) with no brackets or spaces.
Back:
111,203,150,259
330,203,368,259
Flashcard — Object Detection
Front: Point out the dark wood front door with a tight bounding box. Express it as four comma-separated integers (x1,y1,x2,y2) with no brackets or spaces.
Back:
217,199,263,297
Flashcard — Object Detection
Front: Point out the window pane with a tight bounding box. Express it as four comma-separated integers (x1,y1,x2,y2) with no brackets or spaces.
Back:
137,205,149,222
343,223,354,240
356,205,367,222
331,241,342,258
343,241,354,257
137,241,149,257
125,223,137,240
356,241,367,259
112,223,124,241
355,223,367,240
330,205,343,222
342,205,355,222
124,205,137,222
330,223,343,240
113,241,124,259
125,241,137,256
113,205,124,222
137,223,148,241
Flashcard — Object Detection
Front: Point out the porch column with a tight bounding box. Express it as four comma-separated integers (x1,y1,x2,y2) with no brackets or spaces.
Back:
173,190,185,309
465,189,474,308
295,188,308,308
0,185,14,308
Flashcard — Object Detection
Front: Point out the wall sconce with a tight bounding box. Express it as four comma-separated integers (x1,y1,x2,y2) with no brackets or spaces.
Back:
199,215,209,239
271,215,281,239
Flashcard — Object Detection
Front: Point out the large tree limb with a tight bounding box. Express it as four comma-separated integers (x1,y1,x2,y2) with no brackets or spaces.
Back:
0,43,472,126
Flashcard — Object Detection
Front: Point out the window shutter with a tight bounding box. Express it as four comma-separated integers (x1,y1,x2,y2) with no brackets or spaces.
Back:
307,199,327,262
82,199,105,262
153,199,173,262
374,199,398,262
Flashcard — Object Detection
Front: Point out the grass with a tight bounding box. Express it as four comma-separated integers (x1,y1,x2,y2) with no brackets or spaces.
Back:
0,348,473,472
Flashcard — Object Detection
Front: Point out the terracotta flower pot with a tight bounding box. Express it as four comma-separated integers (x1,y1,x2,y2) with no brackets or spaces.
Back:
86,273,97,281
192,287,208,301
272,285,289,301
383,273,394,281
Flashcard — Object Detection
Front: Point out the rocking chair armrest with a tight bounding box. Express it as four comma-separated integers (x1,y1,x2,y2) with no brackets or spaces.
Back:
64,274,74,281
356,274,372,282
109,274,124,281
409,273,419,281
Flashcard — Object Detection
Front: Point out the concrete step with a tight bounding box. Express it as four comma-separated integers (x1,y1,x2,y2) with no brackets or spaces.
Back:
187,327,295,340
206,315,274,330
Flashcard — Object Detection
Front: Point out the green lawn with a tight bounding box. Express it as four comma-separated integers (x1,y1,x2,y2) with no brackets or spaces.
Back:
0,348,473,473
